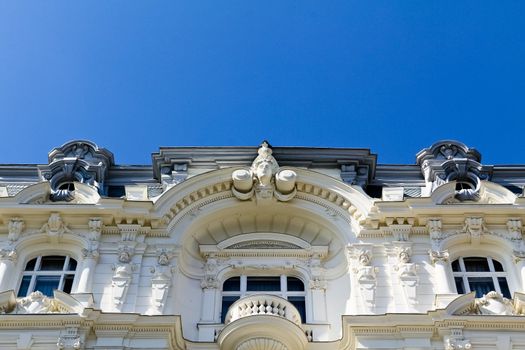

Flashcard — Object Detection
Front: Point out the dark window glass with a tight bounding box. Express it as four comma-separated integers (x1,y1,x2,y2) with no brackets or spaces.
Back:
34,276,61,296
454,277,465,294
498,277,511,299
39,256,66,271
468,277,495,298
463,257,490,272
25,258,37,271
63,275,74,293
223,277,241,291
247,277,280,291
287,277,305,291
58,183,75,191
67,259,77,271
107,185,126,197
493,259,504,272
221,296,239,323
17,276,31,297
288,296,306,323
451,259,461,272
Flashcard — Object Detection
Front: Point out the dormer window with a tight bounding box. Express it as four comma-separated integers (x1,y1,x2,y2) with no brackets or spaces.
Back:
17,255,77,297
452,257,511,298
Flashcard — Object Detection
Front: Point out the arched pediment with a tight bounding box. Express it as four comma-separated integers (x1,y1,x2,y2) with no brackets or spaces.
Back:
0,290,88,315
217,233,311,250
152,166,374,230
3,181,100,205
431,181,517,205
442,291,525,316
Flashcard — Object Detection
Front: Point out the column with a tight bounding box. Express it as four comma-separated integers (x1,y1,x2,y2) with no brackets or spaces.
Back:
514,256,525,292
76,251,98,293
0,248,17,292
430,250,454,294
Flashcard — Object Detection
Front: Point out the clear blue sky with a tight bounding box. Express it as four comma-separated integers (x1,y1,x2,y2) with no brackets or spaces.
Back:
1,2,524,165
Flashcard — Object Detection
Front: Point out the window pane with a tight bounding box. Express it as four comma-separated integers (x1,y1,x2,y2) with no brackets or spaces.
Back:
34,276,61,296
17,276,31,297
39,256,66,271
493,259,504,272
223,277,241,291
498,277,511,299
454,277,465,294
451,259,461,272
468,277,495,298
287,277,305,291
288,296,306,323
463,257,490,272
63,275,74,293
24,258,37,271
67,258,77,271
247,277,280,291
221,296,239,323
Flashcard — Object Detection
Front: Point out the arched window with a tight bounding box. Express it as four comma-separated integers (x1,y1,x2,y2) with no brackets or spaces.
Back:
221,275,306,323
17,255,77,297
452,256,511,298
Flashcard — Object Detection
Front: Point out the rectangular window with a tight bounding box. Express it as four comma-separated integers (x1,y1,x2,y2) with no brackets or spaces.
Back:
34,276,61,296
454,277,465,294
39,256,66,271
17,276,32,297
247,277,280,291
288,296,306,323
463,257,490,272
468,277,495,298
221,296,239,323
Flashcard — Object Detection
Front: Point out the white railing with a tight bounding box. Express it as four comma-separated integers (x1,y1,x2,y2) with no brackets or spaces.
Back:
224,294,302,326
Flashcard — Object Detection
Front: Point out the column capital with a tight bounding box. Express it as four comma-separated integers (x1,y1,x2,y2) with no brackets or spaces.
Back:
429,249,449,264
0,247,17,262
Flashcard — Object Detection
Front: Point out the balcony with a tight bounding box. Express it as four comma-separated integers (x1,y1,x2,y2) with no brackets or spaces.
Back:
218,294,308,350
224,294,302,327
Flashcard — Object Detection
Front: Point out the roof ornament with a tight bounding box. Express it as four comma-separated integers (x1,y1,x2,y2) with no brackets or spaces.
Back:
38,140,114,202
416,140,491,202
232,141,297,204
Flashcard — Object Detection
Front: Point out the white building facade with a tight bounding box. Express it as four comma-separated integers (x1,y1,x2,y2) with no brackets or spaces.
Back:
0,140,524,349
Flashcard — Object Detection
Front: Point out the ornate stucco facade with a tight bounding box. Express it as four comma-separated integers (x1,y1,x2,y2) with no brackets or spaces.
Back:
0,140,524,349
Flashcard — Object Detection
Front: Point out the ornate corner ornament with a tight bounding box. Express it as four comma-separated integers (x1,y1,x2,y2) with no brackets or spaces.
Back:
231,141,297,204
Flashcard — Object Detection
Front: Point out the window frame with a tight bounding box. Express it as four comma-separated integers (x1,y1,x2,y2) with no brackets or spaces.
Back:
452,256,511,298
17,255,78,297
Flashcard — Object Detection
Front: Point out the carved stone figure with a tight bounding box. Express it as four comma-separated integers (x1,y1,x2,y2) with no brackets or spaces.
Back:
232,141,297,203
507,219,523,240
7,218,24,242
148,249,174,314
112,246,135,308
201,255,220,289
41,213,70,242
13,291,59,314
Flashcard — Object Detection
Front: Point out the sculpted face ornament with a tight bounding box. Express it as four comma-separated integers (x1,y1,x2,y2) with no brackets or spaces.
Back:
232,141,297,203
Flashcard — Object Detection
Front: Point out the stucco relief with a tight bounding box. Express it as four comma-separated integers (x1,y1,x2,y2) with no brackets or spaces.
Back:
148,248,175,314
349,245,378,307
7,218,24,242
41,213,71,243
232,141,297,203
392,245,419,305
111,245,136,309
